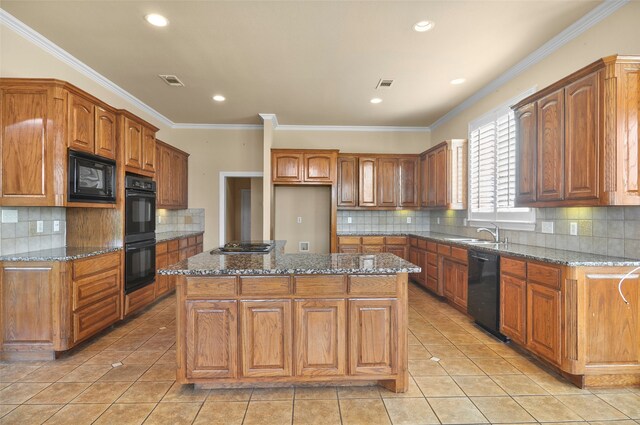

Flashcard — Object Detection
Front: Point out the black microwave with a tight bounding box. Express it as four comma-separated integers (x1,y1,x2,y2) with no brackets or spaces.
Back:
68,150,116,203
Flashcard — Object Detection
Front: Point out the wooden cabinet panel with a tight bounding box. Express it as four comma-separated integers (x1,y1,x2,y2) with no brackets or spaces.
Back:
73,294,119,343
358,157,377,206
501,257,527,279
338,245,360,254
94,106,116,159
337,156,358,207
241,300,292,377
435,146,447,206
619,63,640,196
385,245,407,260
361,236,385,245
349,275,397,296
528,262,561,290
294,275,346,296
272,152,303,182
349,299,397,375
186,300,237,379
377,158,398,207
362,245,384,254
294,300,346,376
240,276,290,296
453,262,468,309
565,72,600,200
124,117,143,169
124,283,156,316
156,141,189,209
515,102,537,204
537,89,565,201
426,151,437,206
399,157,419,207
155,252,170,297
500,275,526,345
408,248,423,285
304,153,333,182
68,93,94,153
186,277,236,299
72,268,120,311
527,282,561,365
142,127,156,173
420,154,428,207
443,258,456,300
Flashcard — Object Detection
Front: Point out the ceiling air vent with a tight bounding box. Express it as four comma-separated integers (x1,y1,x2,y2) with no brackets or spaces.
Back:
159,75,185,87
376,79,394,89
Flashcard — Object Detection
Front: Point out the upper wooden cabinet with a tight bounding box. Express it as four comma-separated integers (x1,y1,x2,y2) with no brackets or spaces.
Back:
272,149,338,184
337,156,358,207
156,140,189,209
420,139,467,209
377,157,398,207
399,157,419,207
68,93,116,160
358,157,377,207
512,54,640,207
120,111,158,177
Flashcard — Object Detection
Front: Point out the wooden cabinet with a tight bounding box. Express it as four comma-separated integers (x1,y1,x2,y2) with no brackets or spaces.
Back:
156,140,189,209
385,245,407,260
527,282,561,365
513,55,640,207
95,106,117,159
349,298,397,375
68,94,116,160
338,236,407,260
442,257,468,310
500,274,527,345
155,245,170,297
358,157,377,207
120,111,158,177
142,127,156,173
420,140,467,209
377,158,398,207
272,149,338,184
337,156,358,207
399,157,419,207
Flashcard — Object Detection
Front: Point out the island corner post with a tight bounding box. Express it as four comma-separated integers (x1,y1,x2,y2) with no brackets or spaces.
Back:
174,271,410,392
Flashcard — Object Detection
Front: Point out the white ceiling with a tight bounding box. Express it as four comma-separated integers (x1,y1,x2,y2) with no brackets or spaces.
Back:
1,1,601,126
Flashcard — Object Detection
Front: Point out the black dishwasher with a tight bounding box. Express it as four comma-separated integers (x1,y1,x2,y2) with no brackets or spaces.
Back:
467,250,507,341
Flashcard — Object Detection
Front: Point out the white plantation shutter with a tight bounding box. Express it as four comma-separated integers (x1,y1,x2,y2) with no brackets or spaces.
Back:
496,112,514,211
469,122,496,213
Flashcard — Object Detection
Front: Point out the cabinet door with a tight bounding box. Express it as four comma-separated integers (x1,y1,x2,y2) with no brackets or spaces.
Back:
358,157,377,206
272,152,303,182
385,245,407,260
186,300,237,379
427,152,437,206
94,106,116,159
435,146,448,206
294,300,346,376
536,89,564,201
399,157,419,207
124,118,143,169
377,157,398,207
453,262,468,309
73,294,120,344
565,72,600,201
408,248,423,284
500,275,526,345
337,156,358,207
515,102,537,204
177,152,188,208
420,155,428,207
349,299,397,375
304,153,334,182
68,93,95,153
157,145,173,207
338,245,360,254
170,149,182,206
155,252,169,296
142,127,156,173
241,300,292,377
527,282,561,365
442,258,456,300
361,245,384,254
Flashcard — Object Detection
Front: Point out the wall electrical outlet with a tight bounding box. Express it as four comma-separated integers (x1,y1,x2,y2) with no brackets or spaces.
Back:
347,217,352,224
436,217,441,224
36,220,44,233
1,209,18,223
406,217,412,224
299,241,310,252
541,221,554,234
296,217,302,224
463,218,468,226
570,222,578,236
53,220,60,232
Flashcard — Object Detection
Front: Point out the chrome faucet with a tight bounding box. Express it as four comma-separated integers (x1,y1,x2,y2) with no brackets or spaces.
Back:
477,223,500,243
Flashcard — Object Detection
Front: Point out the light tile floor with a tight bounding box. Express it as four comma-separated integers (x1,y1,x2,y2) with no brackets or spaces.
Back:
1,282,639,424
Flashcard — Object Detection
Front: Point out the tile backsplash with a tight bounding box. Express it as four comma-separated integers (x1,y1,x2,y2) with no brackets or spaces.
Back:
0,207,66,255
156,208,205,233
430,206,640,259
337,210,431,234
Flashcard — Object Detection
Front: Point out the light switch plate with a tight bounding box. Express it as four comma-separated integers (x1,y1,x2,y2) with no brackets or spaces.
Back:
570,222,578,236
347,217,352,224
53,221,60,232
541,221,554,234
297,217,302,224
406,217,412,224
463,218,468,226
437,217,441,224
36,220,44,233
1,209,18,223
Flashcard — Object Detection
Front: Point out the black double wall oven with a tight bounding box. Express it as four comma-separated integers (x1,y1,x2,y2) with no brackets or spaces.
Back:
125,175,156,294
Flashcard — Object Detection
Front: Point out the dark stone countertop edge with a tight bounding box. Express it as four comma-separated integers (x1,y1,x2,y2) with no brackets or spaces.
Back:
159,267,421,276
156,231,204,243
0,246,123,262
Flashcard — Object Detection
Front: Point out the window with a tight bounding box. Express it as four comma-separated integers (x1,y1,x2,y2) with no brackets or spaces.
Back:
468,90,536,229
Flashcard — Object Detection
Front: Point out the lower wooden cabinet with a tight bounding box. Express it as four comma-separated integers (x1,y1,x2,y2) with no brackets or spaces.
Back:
442,258,467,310
349,298,397,375
527,282,561,365
73,293,120,343
499,274,527,345
124,283,156,316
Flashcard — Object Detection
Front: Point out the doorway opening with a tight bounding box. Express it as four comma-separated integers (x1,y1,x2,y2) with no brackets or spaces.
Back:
219,172,263,245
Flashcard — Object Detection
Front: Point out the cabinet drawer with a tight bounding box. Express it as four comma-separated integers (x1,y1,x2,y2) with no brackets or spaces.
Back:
294,275,346,296
410,238,419,247
450,247,468,263
417,239,427,250
125,284,155,316
338,236,361,245
168,240,179,252
168,251,179,265
73,268,120,311
187,277,236,298
74,294,120,343
240,276,291,295
427,264,438,280
361,236,384,245
501,257,526,279
196,234,203,244
349,275,396,295
427,252,438,266
179,238,189,249
385,236,407,245
427,242,438,253
73,251,119,280
188,236,197,246
528,263,561,289
156,242,168,255
437,244,451,256
362,245,384,253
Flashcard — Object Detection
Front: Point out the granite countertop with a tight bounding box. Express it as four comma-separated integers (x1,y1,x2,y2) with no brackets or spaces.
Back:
159,241,420,276
0,246,122,262
156,231,204,243
338,231,640,267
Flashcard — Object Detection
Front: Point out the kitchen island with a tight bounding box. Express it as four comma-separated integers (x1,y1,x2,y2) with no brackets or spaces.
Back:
159,242,420,392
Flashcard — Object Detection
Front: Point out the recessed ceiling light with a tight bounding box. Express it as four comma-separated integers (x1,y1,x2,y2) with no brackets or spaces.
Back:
213,95,226,102
450,78,466,85
145,14,169,27
413,20,435,32
370,98,382,104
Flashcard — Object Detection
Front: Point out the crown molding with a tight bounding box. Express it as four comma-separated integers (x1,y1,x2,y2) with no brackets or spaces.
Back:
275,124,431,133
258,113,279,127
171,123,263,130
430,0,629,130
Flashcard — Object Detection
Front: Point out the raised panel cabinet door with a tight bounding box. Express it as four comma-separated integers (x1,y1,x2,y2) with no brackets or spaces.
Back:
272,152,303,182
155,252,169,296
500,275,526,345
442,258,456,301
361,245,384,254
435,146,448,206
338,245,360,254
420,155,428,207
408,248,423,284
158,145,173,206
124,118,143,169
179,152,189,208
399,157,419,207
385,245,407,260
142,127,156,173
536,89,565,201
337,156,358,207
170,149,183,206
73,294,120,344
527,282,561,366
304,153,334,182
377,157,398,207
94,106,116,159
453,262,468,309
358,157,377,206
619,63,640,195
68,93,95,153
294,299,346,376
565,71,600,200
515,102,537,204
241,300,292,377
427,152,437,206
186,300,238,379
349,298,397,375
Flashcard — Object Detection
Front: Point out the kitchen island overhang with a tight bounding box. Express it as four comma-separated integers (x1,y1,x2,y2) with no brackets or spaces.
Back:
159,243,420,392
